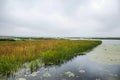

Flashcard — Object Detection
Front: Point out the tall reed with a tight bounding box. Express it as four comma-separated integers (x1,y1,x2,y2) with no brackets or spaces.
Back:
0,40,102,75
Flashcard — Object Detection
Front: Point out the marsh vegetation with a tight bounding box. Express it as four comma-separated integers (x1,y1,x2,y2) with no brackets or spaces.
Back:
0,39,101,76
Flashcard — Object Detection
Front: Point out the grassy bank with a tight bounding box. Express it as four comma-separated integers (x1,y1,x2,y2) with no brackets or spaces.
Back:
0,40,102,75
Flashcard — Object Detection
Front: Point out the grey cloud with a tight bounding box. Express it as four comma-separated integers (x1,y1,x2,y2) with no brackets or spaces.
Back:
0,0,120,37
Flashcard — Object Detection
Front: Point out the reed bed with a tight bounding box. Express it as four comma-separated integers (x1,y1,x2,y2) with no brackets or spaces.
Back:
0,40,102,75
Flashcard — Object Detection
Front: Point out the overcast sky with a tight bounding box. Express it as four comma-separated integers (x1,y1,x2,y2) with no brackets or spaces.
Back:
0,0,120,37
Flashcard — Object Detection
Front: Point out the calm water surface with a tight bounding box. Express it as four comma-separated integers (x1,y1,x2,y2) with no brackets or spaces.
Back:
3,40,120,80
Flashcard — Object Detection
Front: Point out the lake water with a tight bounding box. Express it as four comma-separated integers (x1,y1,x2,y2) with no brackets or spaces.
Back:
2,40,120,80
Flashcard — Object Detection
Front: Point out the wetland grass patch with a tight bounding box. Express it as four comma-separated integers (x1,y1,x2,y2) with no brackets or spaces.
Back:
0,40,102,75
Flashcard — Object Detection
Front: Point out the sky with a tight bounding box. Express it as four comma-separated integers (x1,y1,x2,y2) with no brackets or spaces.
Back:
0,0,120,37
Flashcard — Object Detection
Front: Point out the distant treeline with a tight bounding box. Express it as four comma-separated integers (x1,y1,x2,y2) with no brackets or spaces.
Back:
65,37,120,40
90,37,120,40
18,37,63,40
0,37,65,41
0,39,16,41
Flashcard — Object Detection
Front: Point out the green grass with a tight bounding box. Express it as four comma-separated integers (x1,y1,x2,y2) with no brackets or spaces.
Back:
0,40,102,75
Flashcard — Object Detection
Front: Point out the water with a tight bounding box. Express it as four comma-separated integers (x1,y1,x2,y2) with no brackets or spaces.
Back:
3,40,120,80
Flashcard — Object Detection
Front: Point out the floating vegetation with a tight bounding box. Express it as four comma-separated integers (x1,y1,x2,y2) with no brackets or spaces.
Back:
61,78,67,80
43,72,51,77
79,69,85,73
44,68,48,71
96,78,101,80
30,72,37,77
98,67,118,78
0,40,102,75
109,73,118,77
17,78,26,80
65,71,75,77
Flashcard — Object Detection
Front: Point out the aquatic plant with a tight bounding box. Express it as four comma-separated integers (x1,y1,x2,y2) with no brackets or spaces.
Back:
79,69,85,73
17,78,26,80
43,72,51,77
29,59,40,73
65,71,75,77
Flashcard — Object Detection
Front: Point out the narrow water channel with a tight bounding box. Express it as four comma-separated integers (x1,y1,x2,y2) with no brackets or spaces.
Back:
3,40,120,80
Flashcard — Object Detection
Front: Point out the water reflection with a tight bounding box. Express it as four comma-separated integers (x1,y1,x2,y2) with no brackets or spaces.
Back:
7,40,120,80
